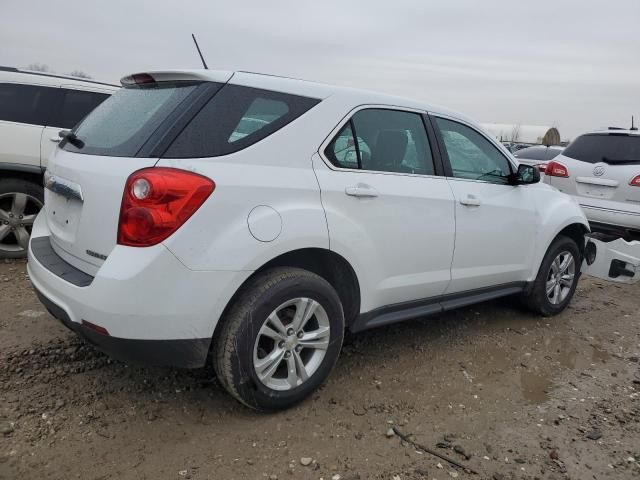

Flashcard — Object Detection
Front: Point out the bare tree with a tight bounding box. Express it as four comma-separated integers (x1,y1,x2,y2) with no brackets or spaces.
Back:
68,70,92,79
26,63,50,72
509,124,521,143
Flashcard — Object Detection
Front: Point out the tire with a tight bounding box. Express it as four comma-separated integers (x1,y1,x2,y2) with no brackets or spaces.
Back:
214,267,345,411
0,178,44,259
521,235,581,316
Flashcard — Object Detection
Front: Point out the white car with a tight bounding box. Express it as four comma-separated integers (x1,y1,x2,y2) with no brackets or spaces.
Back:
543,129,640,240
26,70,637,411
0,66,117,258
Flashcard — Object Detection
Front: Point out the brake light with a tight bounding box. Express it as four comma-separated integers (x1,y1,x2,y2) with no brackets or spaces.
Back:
537,163,548,173
630,175,640,187
118,168,215,247
545,161,569,178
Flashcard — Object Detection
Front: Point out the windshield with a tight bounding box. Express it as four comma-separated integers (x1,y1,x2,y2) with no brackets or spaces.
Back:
563,134,640,164
61,82,200,157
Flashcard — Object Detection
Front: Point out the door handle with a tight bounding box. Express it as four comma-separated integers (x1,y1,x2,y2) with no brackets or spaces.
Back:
460,194,481,207
50,136,61,143
345,185,379,198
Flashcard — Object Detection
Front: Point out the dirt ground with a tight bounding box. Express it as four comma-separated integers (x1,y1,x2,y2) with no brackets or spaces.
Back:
1,258,639,480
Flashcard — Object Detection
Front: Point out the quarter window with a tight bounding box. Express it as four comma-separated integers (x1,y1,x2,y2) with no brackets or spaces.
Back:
325,108,435,175
435,117,512,184
164,85,319,158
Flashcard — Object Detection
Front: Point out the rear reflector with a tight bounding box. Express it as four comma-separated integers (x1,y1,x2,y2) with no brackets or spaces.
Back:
630,174,640,187
545,161,569,178
81,320,110,336
118,167,215,247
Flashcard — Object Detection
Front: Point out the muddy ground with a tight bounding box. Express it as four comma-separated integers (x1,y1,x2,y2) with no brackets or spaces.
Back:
1,258,639,480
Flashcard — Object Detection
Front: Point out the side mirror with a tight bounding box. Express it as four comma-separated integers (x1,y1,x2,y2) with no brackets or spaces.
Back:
511,164,540,185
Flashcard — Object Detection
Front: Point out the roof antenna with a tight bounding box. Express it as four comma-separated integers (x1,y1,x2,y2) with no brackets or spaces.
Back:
631,115,638,131
191,34,209,70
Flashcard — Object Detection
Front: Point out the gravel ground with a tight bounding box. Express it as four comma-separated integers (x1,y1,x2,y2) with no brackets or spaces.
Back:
1,258,639,480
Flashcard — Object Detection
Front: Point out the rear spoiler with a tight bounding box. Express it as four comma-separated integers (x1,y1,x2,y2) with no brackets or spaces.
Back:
120,69,232,86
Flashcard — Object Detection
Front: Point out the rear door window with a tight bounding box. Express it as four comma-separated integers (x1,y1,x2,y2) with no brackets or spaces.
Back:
51,89,110,129
563,134,640,164
163,85,320,158
61,82,200,157
0,83,59,126
325,108,436,175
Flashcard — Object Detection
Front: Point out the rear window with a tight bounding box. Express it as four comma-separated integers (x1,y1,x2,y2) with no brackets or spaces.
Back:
61,82,199,157
0,83,58,126
163,84,320,158
563,134,640,164
514,146,562,161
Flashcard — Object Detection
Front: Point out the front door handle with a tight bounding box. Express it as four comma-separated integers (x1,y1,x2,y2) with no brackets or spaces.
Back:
50,136,61,143
460,194,481,207
345,184,379,198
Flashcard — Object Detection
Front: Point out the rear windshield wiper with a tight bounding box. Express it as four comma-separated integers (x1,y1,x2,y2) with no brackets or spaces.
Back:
59,130,85,149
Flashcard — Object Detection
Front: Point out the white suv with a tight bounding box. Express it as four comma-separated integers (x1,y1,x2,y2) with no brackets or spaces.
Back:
26,70,632,411
543,129,640,240
0,66,117,258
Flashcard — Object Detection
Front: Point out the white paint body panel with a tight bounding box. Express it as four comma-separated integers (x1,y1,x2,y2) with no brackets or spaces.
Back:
30,68,638,348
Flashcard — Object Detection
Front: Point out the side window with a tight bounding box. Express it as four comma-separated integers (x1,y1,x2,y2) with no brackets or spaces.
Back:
324,108,435,175
435,117,512,184
0,83,58,126
164,85,320,158
53,89,110,129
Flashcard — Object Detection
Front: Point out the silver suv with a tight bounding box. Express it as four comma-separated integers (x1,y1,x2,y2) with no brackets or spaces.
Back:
543,128,640,240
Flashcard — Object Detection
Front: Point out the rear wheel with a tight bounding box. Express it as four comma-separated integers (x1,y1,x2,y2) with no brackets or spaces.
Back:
214,267,344,411
522,235,581,316
0,178,43,259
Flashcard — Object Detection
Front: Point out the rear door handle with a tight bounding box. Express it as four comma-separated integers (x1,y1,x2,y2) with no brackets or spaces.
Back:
345,184,379,198
460,194,481,207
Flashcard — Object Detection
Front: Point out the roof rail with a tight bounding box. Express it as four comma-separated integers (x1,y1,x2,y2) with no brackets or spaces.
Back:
0,65,118,88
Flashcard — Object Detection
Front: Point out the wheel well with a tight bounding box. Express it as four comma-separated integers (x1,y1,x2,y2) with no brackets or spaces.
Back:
0,169,44,187
221,248,361,330
556,223,589,256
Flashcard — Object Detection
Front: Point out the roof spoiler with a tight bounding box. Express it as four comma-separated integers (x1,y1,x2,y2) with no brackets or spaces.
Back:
120,70,232,86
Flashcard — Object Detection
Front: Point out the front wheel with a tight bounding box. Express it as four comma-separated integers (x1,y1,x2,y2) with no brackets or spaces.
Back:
213,267,345,411
522,235,581,316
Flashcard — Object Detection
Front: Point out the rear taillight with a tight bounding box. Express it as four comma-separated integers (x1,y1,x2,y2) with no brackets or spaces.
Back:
537,163,548,173
118,168,215,247
545,161,569,178
630,175,640,187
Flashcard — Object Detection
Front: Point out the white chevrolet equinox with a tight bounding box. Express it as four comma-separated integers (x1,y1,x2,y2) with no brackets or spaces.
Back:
27,70,630,411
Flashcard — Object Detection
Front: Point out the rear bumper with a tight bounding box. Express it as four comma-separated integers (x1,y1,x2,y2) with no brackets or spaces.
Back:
580,203,640,232
34,287,210,368
27,215,251,368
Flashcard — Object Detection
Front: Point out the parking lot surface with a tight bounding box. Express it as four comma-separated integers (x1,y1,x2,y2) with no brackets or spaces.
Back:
1,258,639,479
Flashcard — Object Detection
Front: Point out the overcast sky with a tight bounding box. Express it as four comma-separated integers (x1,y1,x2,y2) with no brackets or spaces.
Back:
2,0,639,138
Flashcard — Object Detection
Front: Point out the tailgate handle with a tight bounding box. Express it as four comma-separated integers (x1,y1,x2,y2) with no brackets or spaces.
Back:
44,172,84,202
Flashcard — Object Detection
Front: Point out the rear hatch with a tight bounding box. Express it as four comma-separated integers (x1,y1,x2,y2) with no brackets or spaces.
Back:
43,71,231,273
547,132,640,208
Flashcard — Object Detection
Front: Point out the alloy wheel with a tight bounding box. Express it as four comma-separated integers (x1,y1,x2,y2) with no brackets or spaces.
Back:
546,250,576,305
0,192,42,256
253,297,331,391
